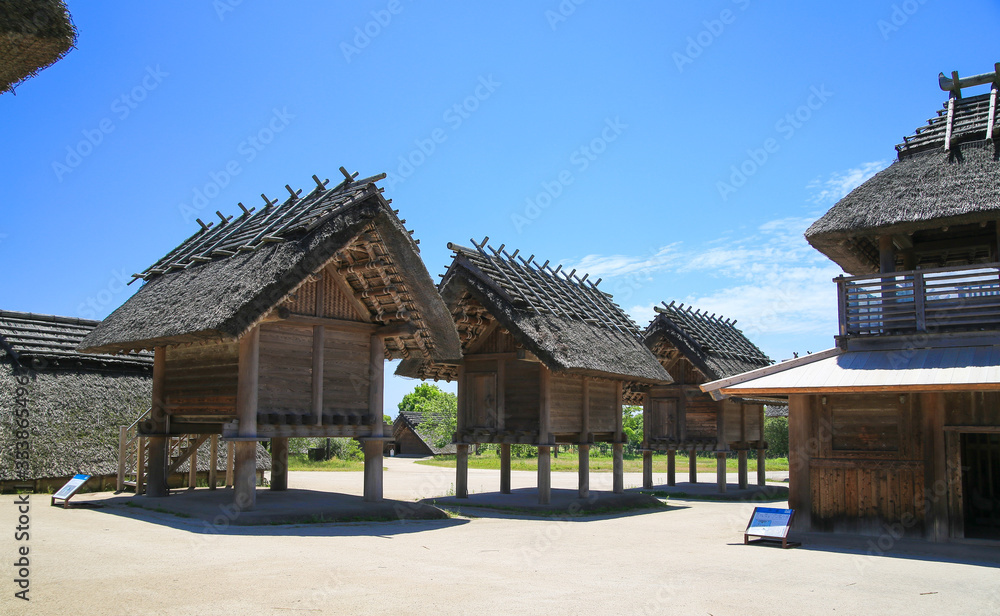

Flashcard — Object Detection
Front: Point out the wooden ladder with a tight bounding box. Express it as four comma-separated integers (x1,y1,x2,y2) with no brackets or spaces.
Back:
117,411,229,493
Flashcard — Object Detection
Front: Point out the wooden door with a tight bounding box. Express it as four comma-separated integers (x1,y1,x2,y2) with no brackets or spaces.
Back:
466,373,497,430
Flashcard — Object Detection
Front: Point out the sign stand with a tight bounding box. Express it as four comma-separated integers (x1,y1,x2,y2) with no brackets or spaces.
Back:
51,474,91,508
744,506,800,549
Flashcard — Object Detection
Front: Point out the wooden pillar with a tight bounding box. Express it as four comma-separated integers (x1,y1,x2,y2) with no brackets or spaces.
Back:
613,443,624,494
613,382,625,494
923,393,949,541
689,448,697,483
667,449,676,486
235,327,260,511
312,325,324,425
716,452,727,493
270,437,288,491
146,347,169,497
209,434,219,490
364,335,385,503
788,394,812,531
737,449,748,489
188,445,198,489
456,444,469,498
578,444,590,498
642,451,653,488
225,441,234,488
500,443,511,494
136,436,146,495
117,426,127,492
757,446,766,487
538,446,551,504
879,235,896,274
538,365,552,504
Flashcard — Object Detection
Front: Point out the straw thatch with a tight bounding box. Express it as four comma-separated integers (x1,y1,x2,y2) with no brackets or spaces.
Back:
0,0,76,94
644,302,772,381
399,242,672,385
806,89,1000,275
78,173,461,369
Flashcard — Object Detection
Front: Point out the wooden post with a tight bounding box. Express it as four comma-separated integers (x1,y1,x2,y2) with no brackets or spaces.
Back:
117,426,127,492
225,441,234,488
613,443,624,494
270,437,288,491
689,448,697,483
235,327,260,511
757,405,766,486
145,347,169,497
579,377,590,497
613,383,626,494
500,443,511,494
716,452,727,493
538,446,551,505
188,444,198,489
923,393,949,541
312,325,325,425
788,394,812,531
136,436,146,495
456,444,469,498
364,335,385,503
737,449,748,489
667,449,676,486
643,451,653,489
209,434,219,490
578,444,590,498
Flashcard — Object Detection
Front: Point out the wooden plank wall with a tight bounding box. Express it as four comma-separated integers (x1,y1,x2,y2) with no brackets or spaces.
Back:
503,359,539,431
258,324,313,413
287,265,366,321
321,328,370,415
163,341,239,416
475,328,519,354
588,379,617,434
549,373,584,435
685,396,719,439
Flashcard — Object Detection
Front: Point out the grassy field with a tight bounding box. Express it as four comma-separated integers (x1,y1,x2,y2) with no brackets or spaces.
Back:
287,453,367,472
416,450,789,473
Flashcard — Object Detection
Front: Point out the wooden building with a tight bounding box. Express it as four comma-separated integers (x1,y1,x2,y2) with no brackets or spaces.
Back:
641,302,773,492
703,67,1000,542
392,410,457,456
79,170,461,510
398,240,671,504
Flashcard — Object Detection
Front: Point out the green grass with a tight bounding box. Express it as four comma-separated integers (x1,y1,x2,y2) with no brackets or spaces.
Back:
286,453,367,472
416,450,789,473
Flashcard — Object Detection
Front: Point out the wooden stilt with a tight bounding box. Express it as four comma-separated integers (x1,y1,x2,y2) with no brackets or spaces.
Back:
209,434,219,490
188,444,198,489
716,452,727,493
757,447,766,486
667,449,676,486
363,440,383,502
270,437,288,491
364,335,385,503
738,449,748,489
578,444,590,498
500,443,511,494
117,426,127,492
235,327,260,511
136,436,147,495
538,445,551,504
225,441,234,488
689,448,697,483
146,347,169,497
456,444,469,498
642,450,653,488
613,443,624,494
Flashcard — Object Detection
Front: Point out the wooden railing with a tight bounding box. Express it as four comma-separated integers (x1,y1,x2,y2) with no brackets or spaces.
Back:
836,263,1000,338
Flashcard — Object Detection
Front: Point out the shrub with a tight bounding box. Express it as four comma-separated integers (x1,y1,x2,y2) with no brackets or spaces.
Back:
763,417,788,458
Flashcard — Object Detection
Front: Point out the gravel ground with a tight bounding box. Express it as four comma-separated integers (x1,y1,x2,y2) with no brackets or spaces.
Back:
4,457,998,615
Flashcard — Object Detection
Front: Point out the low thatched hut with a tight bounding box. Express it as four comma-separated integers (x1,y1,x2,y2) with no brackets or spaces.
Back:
0,0,76,94
392,410,457,456
79,169,461,510
703,66,1000,542
641,302,773,492
399,240,671,504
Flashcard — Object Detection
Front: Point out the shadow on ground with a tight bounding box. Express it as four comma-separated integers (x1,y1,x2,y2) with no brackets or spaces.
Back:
423,487,684,520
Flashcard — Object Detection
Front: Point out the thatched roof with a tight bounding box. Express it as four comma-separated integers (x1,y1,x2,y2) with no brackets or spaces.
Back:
644,302,772,381
78,172,461,369
0,0,77,94
0,310,152,373
807,87,1000,275
392,410,456,455
398,241,672,385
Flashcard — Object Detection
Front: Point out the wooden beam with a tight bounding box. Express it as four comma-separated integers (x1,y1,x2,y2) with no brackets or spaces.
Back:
234,326,260,510
146,347,169,497
788,394,812,531
374,322,417,339
328,264,372,322
266,314,376,333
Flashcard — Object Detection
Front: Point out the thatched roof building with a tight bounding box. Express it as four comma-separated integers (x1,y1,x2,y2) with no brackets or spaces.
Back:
392,410,456,456
807,68,1000,275
399,240,670,389
0,0,77,94
80,171,460,364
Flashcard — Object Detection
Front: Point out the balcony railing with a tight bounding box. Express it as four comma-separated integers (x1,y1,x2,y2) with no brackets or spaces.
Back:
836,263,1000,338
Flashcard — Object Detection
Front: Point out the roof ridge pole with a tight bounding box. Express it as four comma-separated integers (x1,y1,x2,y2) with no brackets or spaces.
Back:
987,78,998,144
484,243,535,310
499,248,548,313
530,261,577,319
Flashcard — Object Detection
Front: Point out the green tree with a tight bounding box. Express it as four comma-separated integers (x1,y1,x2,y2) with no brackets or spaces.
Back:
763,416,788,457
622,405,643,454
398,382,450,415
399,383,457,449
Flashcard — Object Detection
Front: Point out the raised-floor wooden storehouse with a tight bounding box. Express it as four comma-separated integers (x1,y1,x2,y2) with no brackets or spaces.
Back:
392,410,457,456
641,302,773,493
398,240,672,504
79,170,461,510
703,66,1000,542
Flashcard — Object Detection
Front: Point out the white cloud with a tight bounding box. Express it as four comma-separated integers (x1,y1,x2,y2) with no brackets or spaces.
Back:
561,244,679,280
806,161,889,205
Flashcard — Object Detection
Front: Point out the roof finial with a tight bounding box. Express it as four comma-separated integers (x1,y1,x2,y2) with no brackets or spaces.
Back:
261,193,278,208
312,174,329,190
285,184,302,199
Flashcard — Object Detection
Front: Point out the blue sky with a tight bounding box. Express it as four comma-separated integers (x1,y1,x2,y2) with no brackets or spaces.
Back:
2,1,998,415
